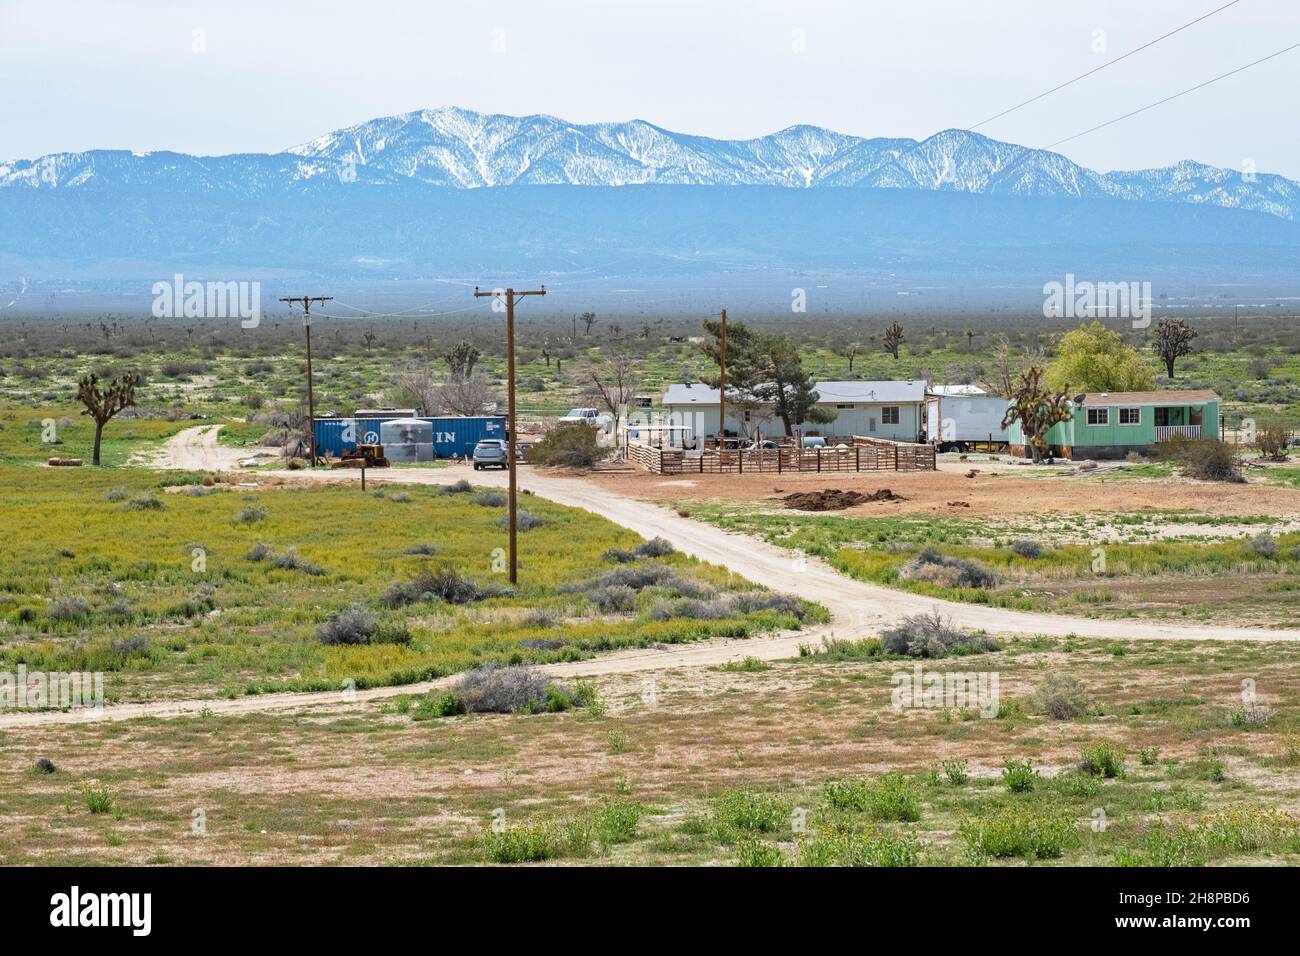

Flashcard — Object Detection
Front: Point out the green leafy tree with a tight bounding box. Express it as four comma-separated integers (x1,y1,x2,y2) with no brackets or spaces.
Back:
701,319,834,436
76,371,142,466
758,337,836,436
1046,321,1155,393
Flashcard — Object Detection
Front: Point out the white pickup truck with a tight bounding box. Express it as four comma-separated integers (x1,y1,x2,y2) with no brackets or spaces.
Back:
558,407,614,433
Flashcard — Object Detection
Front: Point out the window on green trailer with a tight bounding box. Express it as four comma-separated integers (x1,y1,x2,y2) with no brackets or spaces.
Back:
1086,408,1109,425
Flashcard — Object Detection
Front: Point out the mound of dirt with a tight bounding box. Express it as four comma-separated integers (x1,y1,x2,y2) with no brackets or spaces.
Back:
782,488,903,511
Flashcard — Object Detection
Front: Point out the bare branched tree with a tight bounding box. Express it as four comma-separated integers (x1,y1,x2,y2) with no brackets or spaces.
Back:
435,374,499,417
393,365,439,415
584,350,641,435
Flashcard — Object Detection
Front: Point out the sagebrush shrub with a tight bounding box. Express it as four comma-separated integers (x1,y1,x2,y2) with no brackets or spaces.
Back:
236,505,268,524
727,591,806,619
900,549,999,589
527,423,606,468
454,664,591,715
382,566,481,606
125,496,165,511
500,510,544,532
48,595,91,622
881,611,997,658
588,584,637,613
315,605,378,645
1157,437,1243,483
1030,673,1092,720
1010,539,1044,559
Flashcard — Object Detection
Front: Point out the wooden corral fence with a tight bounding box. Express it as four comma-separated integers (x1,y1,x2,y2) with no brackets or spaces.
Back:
627,438,935,475
851,436,937,471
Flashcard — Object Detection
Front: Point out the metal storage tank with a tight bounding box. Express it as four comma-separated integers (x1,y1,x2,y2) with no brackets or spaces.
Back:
380,418,434,463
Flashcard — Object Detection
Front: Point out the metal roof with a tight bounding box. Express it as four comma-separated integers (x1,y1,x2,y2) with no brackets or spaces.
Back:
810,380,928,404
929,384,987,396
662,380,927,406
1078,390,1219,406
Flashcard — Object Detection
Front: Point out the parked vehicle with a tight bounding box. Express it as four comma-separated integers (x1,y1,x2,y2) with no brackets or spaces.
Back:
472,439,510,470
558,407,614,433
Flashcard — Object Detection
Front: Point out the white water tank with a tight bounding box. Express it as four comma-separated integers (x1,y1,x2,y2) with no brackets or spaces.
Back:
380,418,434,462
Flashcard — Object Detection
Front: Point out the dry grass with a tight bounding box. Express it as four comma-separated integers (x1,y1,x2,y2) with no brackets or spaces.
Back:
4,634,1300,866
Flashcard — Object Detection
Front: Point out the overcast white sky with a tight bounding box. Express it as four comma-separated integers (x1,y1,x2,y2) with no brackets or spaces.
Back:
2,0,1297,177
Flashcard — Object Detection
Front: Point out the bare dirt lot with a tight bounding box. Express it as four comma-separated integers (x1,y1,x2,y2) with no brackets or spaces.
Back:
580,463,1300,519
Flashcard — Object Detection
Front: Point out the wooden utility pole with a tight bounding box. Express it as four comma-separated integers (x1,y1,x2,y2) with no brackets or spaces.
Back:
474,286,546,584
718,308,727,454
279,295,333,465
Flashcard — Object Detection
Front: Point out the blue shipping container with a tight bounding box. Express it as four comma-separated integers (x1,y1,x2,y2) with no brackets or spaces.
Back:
314,416,507,459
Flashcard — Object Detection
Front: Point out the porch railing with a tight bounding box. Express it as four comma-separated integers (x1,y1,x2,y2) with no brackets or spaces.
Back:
1154,425,1204,442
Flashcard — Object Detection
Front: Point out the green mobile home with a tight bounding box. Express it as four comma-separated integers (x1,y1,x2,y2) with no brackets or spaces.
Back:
1008,390,1221,460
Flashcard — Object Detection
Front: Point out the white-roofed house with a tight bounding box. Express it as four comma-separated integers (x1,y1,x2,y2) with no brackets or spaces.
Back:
660,380,929,444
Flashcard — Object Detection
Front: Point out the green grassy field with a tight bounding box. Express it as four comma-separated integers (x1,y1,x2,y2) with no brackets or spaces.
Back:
0,403,823,702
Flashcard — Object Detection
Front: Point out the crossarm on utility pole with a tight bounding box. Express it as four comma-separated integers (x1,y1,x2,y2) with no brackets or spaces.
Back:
279,296,333,465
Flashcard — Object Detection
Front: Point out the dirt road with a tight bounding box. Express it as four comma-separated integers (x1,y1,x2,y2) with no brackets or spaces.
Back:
23,453,1281,727
138,424,259,472
245,461,1297,644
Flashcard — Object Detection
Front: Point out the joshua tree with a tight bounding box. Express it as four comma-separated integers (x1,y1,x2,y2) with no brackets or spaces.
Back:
1152,318,1198,378
1002,366,1073,463
76,371,141,466
882,321,905,360
443,341,481,378
842,343,861,373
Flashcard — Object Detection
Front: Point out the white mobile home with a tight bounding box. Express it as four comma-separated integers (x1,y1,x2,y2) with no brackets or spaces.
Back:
660,380,928,444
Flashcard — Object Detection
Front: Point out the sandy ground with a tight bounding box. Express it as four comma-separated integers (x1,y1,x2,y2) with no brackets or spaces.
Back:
578,460,1300,519
134,423,275,472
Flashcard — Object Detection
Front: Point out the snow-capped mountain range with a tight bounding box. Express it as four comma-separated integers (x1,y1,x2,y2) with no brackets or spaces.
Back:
3,106,1299,220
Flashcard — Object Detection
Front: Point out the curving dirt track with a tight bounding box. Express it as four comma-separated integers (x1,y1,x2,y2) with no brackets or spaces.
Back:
8,448,1289,727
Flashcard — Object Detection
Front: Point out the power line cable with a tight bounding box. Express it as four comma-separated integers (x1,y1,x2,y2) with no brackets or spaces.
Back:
968,0,1242,131
1043,40,1300,148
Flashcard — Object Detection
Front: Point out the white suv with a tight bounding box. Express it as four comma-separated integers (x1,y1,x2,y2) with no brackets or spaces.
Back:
558,407,613,433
